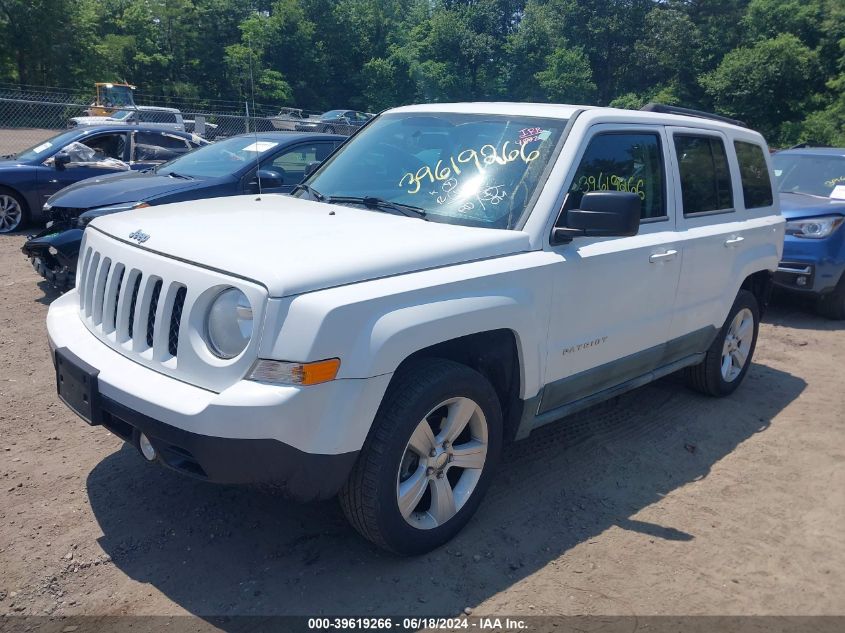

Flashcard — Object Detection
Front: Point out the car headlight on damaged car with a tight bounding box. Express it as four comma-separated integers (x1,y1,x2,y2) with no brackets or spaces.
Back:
205,288,254,359
785,215,844,239
76,202,150,228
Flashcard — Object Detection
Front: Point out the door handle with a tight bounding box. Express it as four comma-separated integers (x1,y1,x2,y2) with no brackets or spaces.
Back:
649,249,678,263
724,236,745,247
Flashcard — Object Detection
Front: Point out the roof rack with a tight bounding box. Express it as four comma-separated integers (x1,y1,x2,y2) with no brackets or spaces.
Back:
640,103,747,128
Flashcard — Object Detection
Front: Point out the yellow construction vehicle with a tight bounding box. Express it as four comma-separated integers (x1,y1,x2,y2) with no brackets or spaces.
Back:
86,82,136,116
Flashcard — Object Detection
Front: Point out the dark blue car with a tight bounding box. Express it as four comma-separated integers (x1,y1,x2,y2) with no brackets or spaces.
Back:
772,147,845,318
0,125,206,233
22,132,342,288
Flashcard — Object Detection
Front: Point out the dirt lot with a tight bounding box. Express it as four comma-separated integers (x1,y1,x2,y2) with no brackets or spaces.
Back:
1,230,843,621
0,129,57,156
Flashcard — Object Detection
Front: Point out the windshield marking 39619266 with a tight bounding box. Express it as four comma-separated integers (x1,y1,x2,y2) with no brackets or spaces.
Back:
305,112,567,230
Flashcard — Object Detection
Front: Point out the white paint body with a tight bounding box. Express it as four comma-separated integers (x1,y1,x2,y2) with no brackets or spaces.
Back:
46,102,784,457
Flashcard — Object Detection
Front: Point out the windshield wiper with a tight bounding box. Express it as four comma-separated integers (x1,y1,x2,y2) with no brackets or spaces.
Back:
782,190,829,199
166,171,192,180
325,196,427,219
291,183,325,201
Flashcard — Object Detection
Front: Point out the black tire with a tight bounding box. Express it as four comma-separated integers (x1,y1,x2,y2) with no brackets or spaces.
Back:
0,187,29,234
816,273,845,320
339,358,503,556
684,289,760,397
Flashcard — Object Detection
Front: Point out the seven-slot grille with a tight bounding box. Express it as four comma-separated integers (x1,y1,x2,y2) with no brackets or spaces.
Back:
77,244,188,360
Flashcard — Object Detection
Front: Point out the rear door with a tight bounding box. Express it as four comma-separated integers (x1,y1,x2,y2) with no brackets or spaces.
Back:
131,131,194,170
541,124,683,415
667,127,760,342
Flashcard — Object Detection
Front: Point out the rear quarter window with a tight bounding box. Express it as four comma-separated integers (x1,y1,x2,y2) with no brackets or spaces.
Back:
734,141,773,209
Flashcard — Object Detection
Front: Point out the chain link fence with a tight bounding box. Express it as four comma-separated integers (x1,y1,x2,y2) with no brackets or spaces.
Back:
0,86,358,156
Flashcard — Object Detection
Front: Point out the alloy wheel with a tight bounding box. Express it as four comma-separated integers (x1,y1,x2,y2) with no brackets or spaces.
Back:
721,307,754,382
396,396,488,530
0,194,22,233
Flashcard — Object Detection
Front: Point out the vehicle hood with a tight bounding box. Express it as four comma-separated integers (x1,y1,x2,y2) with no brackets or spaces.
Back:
779,192,845,220
0,158,34,168
90,194,531,297
49,171,212,208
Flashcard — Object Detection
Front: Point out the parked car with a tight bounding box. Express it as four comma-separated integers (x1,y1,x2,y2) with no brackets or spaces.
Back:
68,106,185,133
0,126,206,233
22,132,343,288
771,147,845,318
295,109,371,134
269,107,313,131
46,102,783,555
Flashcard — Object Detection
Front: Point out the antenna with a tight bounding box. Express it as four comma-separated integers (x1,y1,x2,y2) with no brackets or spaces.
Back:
246,34,262,199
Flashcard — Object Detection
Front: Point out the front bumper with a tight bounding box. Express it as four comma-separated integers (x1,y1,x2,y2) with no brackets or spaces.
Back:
21,225,82,289
773,236,845,295
47,290,392,499
93,391,358,499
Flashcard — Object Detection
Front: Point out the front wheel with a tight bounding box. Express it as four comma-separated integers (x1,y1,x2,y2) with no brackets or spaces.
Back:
684,289,760,396
339,358,502,555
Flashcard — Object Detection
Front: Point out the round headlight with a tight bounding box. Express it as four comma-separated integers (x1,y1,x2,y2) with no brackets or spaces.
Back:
206,288,253,359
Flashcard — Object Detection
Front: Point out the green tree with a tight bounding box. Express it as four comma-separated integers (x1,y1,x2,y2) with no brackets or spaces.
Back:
0,0,100,88
701,33,821,142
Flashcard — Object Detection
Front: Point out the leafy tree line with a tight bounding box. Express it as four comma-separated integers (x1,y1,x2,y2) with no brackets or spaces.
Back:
0,0,843,145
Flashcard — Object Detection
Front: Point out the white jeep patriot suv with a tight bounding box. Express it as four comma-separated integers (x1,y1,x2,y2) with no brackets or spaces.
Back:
47,102,784,555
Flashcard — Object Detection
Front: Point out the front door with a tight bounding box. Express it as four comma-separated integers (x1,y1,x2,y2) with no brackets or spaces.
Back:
37,131,130,204
541,125,682,415
254,141,337,193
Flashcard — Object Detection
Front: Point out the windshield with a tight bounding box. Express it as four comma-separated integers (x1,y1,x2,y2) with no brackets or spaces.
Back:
14,130,86,162
110,110,134,121
99,85,134,107
773,153,845,198
304,112,567,228
157,135,281,178
321,110,347,120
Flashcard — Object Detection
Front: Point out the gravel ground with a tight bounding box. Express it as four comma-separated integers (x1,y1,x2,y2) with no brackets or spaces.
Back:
0,129,57,156
1,230,843,621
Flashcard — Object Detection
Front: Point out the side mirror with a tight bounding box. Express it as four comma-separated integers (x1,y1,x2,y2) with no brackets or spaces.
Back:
304,161,321,177
552,191,641,244
253,168,284,189
54,152,71,171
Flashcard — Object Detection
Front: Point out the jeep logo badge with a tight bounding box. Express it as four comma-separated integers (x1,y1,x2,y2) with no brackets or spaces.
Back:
128,229,150,244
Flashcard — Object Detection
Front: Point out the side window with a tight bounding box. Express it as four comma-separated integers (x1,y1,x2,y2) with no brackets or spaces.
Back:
567,132,666,220
140,111,176,124
674,134,733,215
133,132,190,163
77,133,127,162
263,143,332,184
734,141,773,209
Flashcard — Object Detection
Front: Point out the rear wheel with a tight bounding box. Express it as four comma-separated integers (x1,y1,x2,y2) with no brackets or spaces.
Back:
684,290,759,396
339,358,502,555
816,274,845,320
0,188,27,233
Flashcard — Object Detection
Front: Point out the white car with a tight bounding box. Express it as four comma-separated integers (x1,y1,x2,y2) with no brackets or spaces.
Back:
68,106,185,133
47,102,784,555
